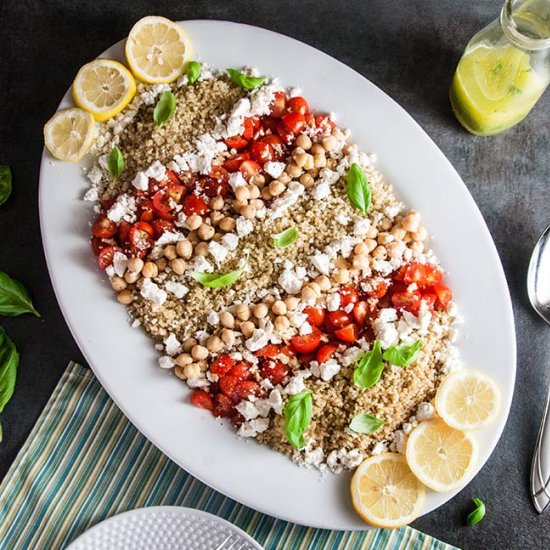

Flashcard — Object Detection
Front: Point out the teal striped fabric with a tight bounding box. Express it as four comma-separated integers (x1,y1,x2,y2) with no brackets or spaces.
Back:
0,362,458,550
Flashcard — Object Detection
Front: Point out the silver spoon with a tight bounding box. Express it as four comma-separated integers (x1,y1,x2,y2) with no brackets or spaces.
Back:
527,223,550,513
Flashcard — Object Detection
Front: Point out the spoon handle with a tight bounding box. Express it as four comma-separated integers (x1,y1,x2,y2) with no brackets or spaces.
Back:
531,387,550,513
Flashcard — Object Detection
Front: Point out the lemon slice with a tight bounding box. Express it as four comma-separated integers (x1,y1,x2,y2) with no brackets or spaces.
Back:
72,59,136,121
435,369,500,431
351,453,426,528
406,418,478,492
44,108,95,162
125,16,192,84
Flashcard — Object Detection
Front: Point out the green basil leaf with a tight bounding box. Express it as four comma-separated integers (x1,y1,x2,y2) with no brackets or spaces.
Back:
284,390,313,449
349,413,384,434
227,68,266,91
187,61,202,85
191,262,246,288
346,162,371,213
272,227,298,249
107,146,124,179
353,340,384,389
0,327,19,413
466,498,486,526
0,272,40,317
0,166,12,206
153,91,177,127
382,340,423,367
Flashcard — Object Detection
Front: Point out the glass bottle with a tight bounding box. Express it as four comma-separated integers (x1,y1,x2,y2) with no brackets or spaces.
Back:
450,0,550,136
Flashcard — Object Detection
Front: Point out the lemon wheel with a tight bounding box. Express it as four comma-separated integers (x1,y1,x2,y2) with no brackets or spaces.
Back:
44,108,95,162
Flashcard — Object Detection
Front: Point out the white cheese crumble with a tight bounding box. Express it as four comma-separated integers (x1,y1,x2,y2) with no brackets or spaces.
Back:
311,253,331,276
164,334,182,356
310,359,341,381
165,281,189,299
112,252,128,278
245,329,270,352
416,402,435,422
236,216,254,237
326,293,341,311
372,308,399,348
208,240,229,264
353,218,371,236
268,181,304,219
140,279,167,306
284,370,311,395
236,400,260,421
221,233,239,250
158,356,174,369
228,171,247,190
187,256,214,274
263,161,285,179
207,311,220,326
278,267,304,295
107,194,137,223
237,417,270,438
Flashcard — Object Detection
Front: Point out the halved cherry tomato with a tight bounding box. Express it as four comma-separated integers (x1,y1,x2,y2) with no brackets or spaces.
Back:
396,263,443,288
199,176,229,198
166,169,181,185
368,280,390,299
325,310,352,332
227,361,250,380
303,306,326,328
250,140,274,164
315,114,335,132
182,194,208,216
281,112,306,134
334,323,359,343
190,390,214,410
224,135,249,150
239,160,261,180
255,344,281,359
98,245,121,270
431,283,453,309
287,96,309,115
210,354,236,376
391,290,422,315
223,152,250,172
219,375,239,398
117,220,131,244
129,221,154,251
138,199,154,222
422,293,437,310
269,91,287,118
210,165,229,184
91,237,103,256
152,219,175,238
339,287,359,307
241,117,260,140
152,190,176,221
316,343,339,364
276,121,295,145
92,215,117,239
260,359,289,384
234,380,261,400
352,301,368,325
262,134,286,160
213,393,233,417
289,327,322,354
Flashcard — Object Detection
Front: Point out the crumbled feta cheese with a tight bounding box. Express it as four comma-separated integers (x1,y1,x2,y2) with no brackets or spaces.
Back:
284,370,311,395
353,218,371,236
83,186,99,202
132,171,149,191
373,308,399,348
392,430,407,454
312,181,331,200
236,400,260,421
245,329,270,352
416,402,435,422
207,311,220,326
319,359,340,381
326,293,341,311
249,83,280,116
288,87,302,98
139,83,171,105
112,252,128,277
228,171,247,190
164,334,182,356
165,281,189,299
311,253,331,276
264,161,285,179
158,356,174,369
289,312,308,329
208,240,229,264
278,268,303,295
298,321,313,335
155,230,185,246
221,233,239,250
86,164,104,186
187,377,210,389
237,417,270,438
371,442,388,455
340,448,363,469
236,216,254,237
268,181,305,219
107,194,137,223
140,279,167,306
293,446,325,469
335,213,350,225
188,256,213,273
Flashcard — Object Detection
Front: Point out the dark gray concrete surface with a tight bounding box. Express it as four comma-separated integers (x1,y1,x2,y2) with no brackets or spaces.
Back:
0,1,548,548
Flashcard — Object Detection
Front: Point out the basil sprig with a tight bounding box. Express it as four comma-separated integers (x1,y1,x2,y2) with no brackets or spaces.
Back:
191,262,246,288
383,340,423,367
153,91,177,126
0,272,40,317
284,390,313,449
466,498,486,526
227,68,266,91
353,340,384,389
186,61,201,85
349,413,384,434
0,166,12,206
347,162,371,213
272,227,298,249
107,146,124,179
0,328,19,442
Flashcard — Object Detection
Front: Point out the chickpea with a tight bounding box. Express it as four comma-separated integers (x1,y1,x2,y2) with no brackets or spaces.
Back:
206,335,224,353
155,258,167,272
197,223,215,241
377,232,393,245
171,258,186,275
219,216,236,232
274,315,290,332
268,180,285,196
176,239,193,259
111,276,127,292
277,172,291,184
379,217,392,231
194,242,209,256
271,300,287,316
411,241,425,255
332,127,345,141
186,214,203,230
303,154,314,171
412,225,428,241
313,154,327,168
263,294,276,306
334,257,351,268
124,271,140,284
248,184,260,199
252,174,265,187
296,134,312,150
210,196,224,210
235,185,250,201
235,304,251,321
387,241,405,259
117,289,133,304
286,163,303,178
174,366,186,380
315,275,331,291
365,239,378,252
182,338,197,352
196,360,208,372
220,328,236,347
210,211,225,226
187,231,198,244
260,187,273,201
333,268,350,285
310,143,324,155
252,303,269,319
322,135,338,151
299,173,314,188
232,199,248,212
354,242,369,256
240,205,256,220
175,353,193,367
301,285,317,304
141,262,157,279
391,225,407,240
308,282,321,295
365,226,378,239
240,321,255,338
372,245,387,260
191,345,209,361
401,212,421,233
284,296,300,310
164,245,177,261
219,311,235,329
183,364,201,380
127,258,144,273
353,254,370,271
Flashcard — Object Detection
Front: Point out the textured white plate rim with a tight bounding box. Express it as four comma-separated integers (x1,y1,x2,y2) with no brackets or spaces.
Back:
38,20,516,530
65,506,262,549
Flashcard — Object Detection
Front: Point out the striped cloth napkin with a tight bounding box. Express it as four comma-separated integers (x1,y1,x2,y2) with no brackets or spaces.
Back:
0,362,457,550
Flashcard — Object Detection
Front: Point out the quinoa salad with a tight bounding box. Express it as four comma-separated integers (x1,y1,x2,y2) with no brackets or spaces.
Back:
83,64,463,475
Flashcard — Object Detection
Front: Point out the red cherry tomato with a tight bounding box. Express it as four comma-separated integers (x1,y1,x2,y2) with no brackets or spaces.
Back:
287,96,309,115
276,121,295,145
339,287,359,307
190,390,214,410
241,117,260,139
91,237,103,256
129,221,154,251
98,245,122,270
391,290,422,315
289,327,322,354
210,354,236,376
224,135,249,150
199,176,229,198
213,393,234,417
431,283,453,309
219,375,239,398
239,160,262,180
422,293,437,310
260,115,279,133
165,169,181,185
269,91,287,118
152,190,176,221
316,343,339,364
255,344,281,359
260,359,289,384
210,165,229,184
325,310,352,332
281,112,306,134
368,280,390,299
183,194,208,216
223,152,250,172
92,215,117,238
250,141,274,164
234,380,261,400
334,323,359,343
261,134,287,160
152,219,175,238
117,220,131,244
303,306,326,327
352,301,369,325
315,115,335,132
138,199,154,222
227,361,251,380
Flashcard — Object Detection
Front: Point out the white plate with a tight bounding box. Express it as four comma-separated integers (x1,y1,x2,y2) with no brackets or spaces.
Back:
65,506,262,550
39,20,516,530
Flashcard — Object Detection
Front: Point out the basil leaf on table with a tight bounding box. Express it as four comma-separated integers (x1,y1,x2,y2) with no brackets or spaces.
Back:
0,272,40,317
0,166,12,206
272,227,298,249
383,340,423,367
107,146,124,179
466,498,486,526
226,68,266,91
186,61,201,85
153,91,177,127
346,162,371,213
191,262,247,288
349,413,384,434
284,390,313,449
353,340,384,389
0,327,19,413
